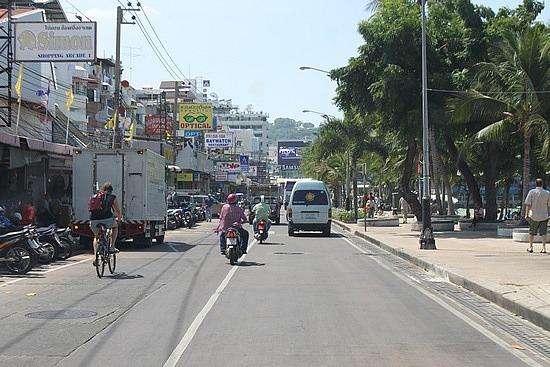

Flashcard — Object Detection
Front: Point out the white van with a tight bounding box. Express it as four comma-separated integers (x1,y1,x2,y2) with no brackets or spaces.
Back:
286,180,331,236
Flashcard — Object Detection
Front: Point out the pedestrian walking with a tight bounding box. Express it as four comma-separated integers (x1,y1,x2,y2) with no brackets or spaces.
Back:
524,178,550,254
399,196,410,224
205,194,214,222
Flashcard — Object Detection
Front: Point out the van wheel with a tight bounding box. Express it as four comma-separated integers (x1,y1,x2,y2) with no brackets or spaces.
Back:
323,226,331,237
288,227,294,236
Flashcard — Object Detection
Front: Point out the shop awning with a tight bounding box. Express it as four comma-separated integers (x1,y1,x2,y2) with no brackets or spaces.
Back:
24,137,73,156
166,165,182,173
0,129,20,148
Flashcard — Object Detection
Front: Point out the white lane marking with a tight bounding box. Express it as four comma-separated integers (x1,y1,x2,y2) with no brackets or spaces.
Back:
168,244,178,252
163,239,258,367
0,257,92,288
338,233,543,367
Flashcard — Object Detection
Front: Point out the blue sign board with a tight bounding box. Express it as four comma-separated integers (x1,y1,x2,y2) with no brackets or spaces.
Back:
184,130,201,138
239,155,249,173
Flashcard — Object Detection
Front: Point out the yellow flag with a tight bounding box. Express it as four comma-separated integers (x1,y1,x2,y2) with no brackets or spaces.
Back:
104,112,117,130
65,89,74,110
124,120,136,141
15,63,23,102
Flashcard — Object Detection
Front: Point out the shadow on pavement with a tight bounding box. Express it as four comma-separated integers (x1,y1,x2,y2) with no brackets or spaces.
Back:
292,232,345,238
108,272,145,280
118,242,196,253
257,242,285,246
238,261,266,267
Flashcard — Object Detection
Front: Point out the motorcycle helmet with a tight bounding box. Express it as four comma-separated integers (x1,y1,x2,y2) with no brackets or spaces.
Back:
13,212,22,221
0,206,4,213
227,193,238,204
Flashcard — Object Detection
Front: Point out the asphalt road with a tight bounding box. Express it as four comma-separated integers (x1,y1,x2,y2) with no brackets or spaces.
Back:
0,219,547,367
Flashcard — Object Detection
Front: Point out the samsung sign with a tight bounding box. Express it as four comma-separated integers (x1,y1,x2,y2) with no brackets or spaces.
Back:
15,22,97,62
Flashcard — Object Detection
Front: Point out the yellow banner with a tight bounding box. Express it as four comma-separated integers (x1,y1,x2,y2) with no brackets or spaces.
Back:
177,172,193,182
178,103,213,130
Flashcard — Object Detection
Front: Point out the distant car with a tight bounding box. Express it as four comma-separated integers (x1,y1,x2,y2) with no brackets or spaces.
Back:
249,196,281,225
190,195,223,218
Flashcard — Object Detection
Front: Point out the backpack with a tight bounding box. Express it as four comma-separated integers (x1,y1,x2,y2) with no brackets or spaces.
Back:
88,191,107,213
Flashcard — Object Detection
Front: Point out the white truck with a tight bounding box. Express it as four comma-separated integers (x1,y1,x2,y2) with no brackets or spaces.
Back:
72,148,166,247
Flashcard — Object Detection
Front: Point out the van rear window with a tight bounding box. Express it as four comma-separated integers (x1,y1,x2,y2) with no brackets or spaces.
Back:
292,190,328,205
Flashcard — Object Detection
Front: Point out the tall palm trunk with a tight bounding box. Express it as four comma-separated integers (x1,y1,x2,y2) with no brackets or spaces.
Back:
352,160,358,220
520,129,532,220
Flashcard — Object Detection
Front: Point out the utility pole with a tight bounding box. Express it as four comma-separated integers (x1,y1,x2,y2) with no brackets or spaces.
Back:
0,0,13,127
419,0,436,249
112,4,139,149
172,81,179,164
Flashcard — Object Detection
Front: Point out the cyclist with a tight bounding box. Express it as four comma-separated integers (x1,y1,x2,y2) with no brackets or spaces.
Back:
90,182,122,266
251,195,271,235
215,193,249,255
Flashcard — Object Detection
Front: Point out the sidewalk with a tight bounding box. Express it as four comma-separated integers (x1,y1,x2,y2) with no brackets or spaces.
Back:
333,219,550,332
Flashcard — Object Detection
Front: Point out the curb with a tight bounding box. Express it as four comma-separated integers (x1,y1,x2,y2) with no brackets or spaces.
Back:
333,220,550,332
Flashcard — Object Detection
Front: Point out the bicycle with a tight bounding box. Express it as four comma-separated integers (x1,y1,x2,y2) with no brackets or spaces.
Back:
94,223,116,278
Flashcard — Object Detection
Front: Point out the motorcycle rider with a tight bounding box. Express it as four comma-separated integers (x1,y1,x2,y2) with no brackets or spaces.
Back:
215,193,249,255
0,206,16,233
251,195,272,236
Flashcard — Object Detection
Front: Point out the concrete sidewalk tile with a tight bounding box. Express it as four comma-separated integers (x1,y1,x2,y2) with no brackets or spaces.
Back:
333,219,550,332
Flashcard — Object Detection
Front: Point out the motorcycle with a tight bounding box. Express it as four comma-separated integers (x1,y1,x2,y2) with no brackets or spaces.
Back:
56,227,74,260
36,224,61,264
0,226,42,274
166,209,178,230
254,219,268,244
224,225,243,265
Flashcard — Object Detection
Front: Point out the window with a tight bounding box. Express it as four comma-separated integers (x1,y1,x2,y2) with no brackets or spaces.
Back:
292,190,328,205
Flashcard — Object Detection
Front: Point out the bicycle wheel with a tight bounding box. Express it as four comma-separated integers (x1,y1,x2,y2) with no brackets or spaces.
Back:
108,252,116,273
95,250,102,278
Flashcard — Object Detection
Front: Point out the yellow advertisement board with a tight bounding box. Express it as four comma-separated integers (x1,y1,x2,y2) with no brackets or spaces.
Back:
177,172,194,182
178,103,213,130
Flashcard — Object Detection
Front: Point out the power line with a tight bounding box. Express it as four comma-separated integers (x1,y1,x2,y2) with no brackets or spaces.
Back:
61,0,93,21
139,3,198,92
428,88,550,95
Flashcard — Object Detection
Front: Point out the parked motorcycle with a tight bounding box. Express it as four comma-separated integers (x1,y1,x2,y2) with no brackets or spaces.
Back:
0,226,42,274
55,227,74,260
254,219,268,244
224,225,243,265
36,224,60,264
166,210,178,230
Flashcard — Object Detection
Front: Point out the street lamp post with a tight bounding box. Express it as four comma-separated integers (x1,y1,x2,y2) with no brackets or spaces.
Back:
420,0,436,249
299,66,331,75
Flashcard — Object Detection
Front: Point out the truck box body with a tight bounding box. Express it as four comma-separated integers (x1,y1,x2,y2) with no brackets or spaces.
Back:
72,149,166,243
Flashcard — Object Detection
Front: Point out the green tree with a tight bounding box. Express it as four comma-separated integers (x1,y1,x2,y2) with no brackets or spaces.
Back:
452,26,550,219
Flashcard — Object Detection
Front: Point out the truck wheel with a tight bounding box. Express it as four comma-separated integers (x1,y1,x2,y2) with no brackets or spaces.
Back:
155,235,165,244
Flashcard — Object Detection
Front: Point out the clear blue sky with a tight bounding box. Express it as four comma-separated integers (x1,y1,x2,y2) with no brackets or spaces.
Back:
61,0,549,125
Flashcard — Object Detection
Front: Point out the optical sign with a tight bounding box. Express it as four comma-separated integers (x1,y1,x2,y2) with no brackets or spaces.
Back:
178,103,213,130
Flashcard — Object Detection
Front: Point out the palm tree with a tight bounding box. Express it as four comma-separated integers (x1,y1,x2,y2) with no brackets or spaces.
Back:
452,26,550,219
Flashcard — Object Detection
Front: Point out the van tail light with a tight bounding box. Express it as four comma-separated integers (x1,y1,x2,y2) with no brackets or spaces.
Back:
287,208,292,220
227,231,237,238
328,208,332,218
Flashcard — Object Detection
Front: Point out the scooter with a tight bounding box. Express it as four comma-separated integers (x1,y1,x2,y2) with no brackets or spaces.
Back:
224,225,243,265
254,219,268,244
0,226,42,274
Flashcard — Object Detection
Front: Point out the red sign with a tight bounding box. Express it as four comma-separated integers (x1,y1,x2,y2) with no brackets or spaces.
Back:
145,115,173,136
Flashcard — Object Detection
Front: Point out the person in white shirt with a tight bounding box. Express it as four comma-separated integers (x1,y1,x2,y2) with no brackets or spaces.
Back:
524,178,550,253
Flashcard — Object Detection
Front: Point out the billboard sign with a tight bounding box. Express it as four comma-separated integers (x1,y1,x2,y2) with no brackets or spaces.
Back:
205,132,233,148
145,115,172,136
215,172,228,182
277,140,306,166
15,22,97,62
239,155,249,173
216,161,241,173
178,103,213,130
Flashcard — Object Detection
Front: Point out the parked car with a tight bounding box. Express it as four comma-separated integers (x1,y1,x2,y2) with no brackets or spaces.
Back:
249,196,281,225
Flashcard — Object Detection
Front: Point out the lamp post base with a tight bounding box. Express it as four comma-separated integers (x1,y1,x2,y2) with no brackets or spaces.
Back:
419,197,437,250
